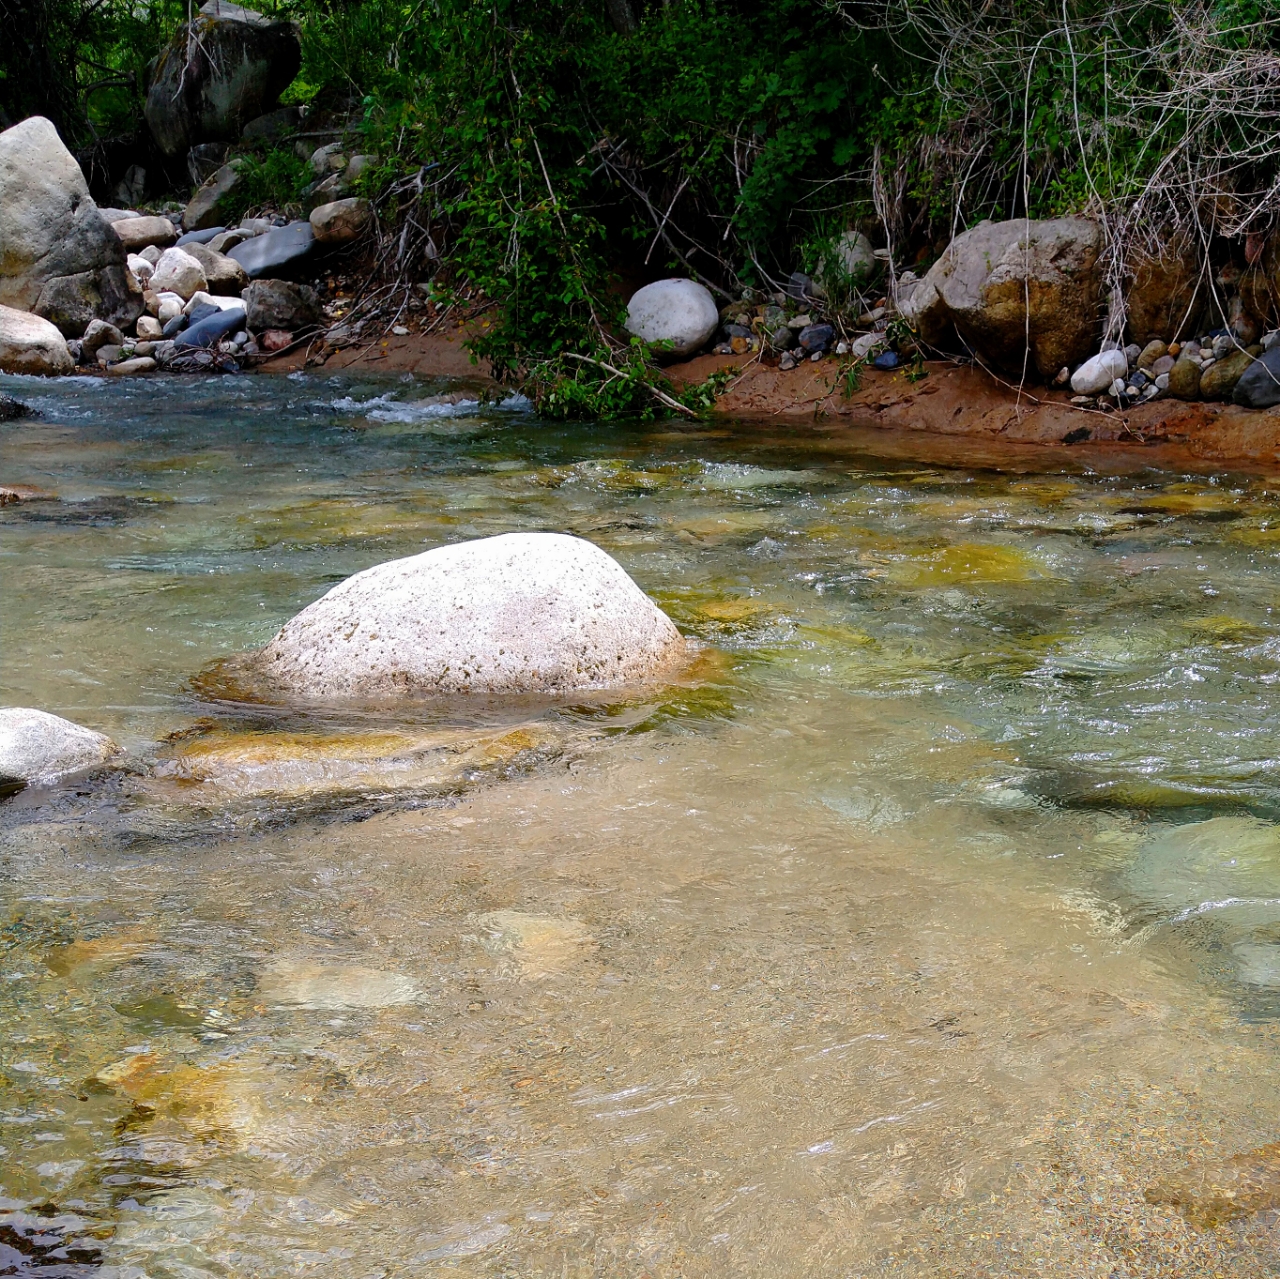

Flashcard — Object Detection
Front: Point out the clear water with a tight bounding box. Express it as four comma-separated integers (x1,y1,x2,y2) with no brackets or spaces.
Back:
4,371,1280,1275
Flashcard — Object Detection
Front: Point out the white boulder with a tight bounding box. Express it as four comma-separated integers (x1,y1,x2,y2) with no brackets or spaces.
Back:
156,292,184,324
0,305,73,375
252,532,687,702
0,708,118,784
625,279,718,358
150,247,207,300
1070,348,1128,395
127,253,154,285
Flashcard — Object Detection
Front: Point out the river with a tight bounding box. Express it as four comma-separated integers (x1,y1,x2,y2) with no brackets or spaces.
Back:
2,370,1280,1276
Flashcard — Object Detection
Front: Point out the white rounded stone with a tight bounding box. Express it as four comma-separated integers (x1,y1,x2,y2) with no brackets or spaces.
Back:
1070,348,1128,394
0,305,73,375
0,708,118,783
624,278,718,358
254,532,687,702
150,247,207,300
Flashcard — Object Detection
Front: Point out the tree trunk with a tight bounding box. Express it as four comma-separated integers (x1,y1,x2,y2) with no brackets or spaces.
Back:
605,0,637,36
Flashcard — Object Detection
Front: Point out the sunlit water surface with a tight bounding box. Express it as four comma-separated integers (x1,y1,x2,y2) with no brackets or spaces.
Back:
4,372,1280,1275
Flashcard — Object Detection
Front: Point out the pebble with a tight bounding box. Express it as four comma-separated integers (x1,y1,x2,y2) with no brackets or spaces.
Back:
392,325,409,336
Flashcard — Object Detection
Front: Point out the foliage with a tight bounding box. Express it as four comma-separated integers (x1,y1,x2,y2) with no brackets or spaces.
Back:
26,0,1280,406
0,0,184,150
220,148,313,222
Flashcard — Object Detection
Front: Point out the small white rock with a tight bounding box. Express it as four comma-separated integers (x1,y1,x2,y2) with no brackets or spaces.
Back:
1110,378,1126,397
1070,348,1127,394
1155,372,1170,390
0,708,118,784
150,247,207,300
392,325,409,336
156,292,184,325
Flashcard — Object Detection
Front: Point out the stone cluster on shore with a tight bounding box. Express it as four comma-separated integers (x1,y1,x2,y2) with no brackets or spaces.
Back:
0,0,381,378
0,113,374,377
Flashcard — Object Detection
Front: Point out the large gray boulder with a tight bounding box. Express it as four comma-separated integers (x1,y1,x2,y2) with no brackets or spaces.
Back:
625,279,718,358
250,532,688,703
33,267,144,340
914,217,1104,378
227,220,315,279
242,279,320,330
0,117,131,328
1234,347,1280,408
0,708,118,784
145,1,301,159
0,305,73,374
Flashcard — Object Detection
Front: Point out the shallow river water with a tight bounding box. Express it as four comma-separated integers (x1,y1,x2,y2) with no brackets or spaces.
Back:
5,372,1280,1276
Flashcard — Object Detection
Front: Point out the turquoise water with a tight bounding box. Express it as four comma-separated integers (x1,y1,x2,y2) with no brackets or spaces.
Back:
3,371,1280,1275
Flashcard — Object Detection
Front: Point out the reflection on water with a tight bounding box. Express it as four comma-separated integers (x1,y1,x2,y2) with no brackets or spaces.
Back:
4,372,1280,1274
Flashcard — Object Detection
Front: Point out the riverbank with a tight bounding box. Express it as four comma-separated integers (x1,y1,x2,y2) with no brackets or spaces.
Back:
261,329,1280,467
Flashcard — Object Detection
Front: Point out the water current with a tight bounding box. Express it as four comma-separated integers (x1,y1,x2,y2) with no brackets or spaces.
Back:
4,371,1280,1275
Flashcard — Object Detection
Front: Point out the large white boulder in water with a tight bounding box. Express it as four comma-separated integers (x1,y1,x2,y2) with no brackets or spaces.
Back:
0,708,119,783
625,278,718,358
254,532,687,701
0,305,73,375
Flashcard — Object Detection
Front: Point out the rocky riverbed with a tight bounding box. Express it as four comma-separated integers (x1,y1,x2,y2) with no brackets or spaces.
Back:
6,374,1280,1273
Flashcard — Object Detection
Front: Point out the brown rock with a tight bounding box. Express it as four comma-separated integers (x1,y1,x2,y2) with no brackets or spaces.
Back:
110,215,178,253
1125,235,1202,344
260,328,293,351
1166,356,1202,400
914,217,1103,378
309,197,374,245
1145,1140,1280,1229
1136,339,1167,369
1199,348,1255,400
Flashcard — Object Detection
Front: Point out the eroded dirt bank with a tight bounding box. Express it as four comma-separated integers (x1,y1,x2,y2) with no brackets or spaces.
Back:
260,332,1280,466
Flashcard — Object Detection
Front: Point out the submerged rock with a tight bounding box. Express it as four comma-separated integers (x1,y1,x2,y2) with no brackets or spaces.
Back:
475,910,596,980
0,393,35,421
259,960,420,1009
249,532,687,702
0,707,118,784
624,279,719,358
1146,1140,1280,1229
151,722,556,802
